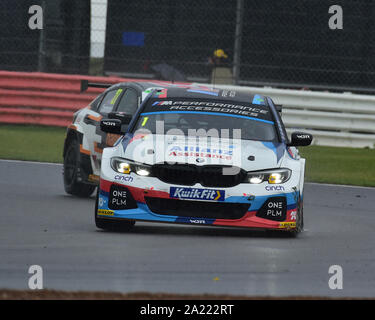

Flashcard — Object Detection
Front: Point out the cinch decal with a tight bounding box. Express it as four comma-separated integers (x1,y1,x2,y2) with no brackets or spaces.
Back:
114,175,134,182
265,185,285,192
170,187,225,201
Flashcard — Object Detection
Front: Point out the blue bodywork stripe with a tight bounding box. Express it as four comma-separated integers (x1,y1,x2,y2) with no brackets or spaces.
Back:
261,142,285,163
186,89,219,96
140,111,274,124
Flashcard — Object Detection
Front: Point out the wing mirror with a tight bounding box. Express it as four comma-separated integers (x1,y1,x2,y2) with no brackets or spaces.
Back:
100,119,123,134
101,112,133,134
108,112,133,125
288,132,313,147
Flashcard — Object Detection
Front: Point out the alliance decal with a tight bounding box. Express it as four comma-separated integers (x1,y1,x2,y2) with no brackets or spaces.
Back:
168,145,234,160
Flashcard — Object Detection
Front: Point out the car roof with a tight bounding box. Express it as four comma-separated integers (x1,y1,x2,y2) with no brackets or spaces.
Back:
148,87,268,106
106,82,269,106
107,81,196,91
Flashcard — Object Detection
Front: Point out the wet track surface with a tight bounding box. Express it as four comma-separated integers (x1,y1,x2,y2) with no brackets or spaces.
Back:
1,160,374,297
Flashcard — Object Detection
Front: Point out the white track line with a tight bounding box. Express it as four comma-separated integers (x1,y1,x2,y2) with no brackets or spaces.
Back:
306,182,374,190
0,159,62,166
0,159,373,189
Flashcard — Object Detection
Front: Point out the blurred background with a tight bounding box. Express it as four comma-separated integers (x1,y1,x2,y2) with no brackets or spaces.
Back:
1,0,375,91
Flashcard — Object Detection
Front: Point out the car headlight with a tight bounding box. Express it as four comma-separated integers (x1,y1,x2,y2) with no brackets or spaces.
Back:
134,164,151,176
245,168,291,184
111,157,152,176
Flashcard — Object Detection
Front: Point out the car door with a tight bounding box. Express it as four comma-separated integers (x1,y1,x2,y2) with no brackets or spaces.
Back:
104,87,142,147
82,87,125,173
115,87,140,115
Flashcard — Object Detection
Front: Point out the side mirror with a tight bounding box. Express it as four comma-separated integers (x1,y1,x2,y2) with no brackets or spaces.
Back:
275,104,282,113
288,132,313,147
108,112,132,125
100,119,123,134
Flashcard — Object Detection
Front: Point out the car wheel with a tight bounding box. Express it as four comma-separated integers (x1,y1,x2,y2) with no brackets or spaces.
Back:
284,198,304,237
63,139,96,197
94,190,135,231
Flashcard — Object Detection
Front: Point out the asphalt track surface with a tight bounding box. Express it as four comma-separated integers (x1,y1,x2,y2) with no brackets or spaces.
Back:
1,160,374,298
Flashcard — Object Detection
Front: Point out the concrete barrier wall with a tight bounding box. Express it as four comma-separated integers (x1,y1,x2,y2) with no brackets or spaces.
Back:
209,84,375,148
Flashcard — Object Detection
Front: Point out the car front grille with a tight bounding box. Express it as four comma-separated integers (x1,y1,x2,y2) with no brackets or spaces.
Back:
152,164,246,187
145,197,250,220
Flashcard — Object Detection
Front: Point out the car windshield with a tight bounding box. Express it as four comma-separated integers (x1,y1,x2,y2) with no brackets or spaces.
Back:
132,98,277,141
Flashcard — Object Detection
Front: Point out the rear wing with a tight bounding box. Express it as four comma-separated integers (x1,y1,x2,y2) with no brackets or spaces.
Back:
80,80,113,92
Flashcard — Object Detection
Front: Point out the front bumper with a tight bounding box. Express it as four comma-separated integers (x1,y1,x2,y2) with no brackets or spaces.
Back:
97,177,300,230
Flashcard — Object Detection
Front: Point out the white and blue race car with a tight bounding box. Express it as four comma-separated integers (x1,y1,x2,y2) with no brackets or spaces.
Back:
95,87,312,235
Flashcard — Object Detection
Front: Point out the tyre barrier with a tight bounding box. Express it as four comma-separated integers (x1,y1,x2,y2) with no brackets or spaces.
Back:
0,71,127,127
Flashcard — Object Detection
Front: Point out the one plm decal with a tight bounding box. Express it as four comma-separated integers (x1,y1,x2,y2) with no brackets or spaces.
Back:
170,187,225,201
109,185,138,210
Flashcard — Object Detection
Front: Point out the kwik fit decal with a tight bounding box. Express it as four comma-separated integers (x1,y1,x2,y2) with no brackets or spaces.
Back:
170,187,225,201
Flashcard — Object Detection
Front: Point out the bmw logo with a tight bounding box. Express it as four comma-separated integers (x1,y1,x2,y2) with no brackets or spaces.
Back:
196,158,205,163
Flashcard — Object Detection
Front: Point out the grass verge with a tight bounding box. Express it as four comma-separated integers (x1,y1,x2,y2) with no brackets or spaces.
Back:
299,146,375,187
0,125,374,187
0,125,66,163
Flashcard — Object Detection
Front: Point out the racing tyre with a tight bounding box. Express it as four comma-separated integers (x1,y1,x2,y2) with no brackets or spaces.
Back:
63,139,96,197
94,190,135,231
285,199,304,238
